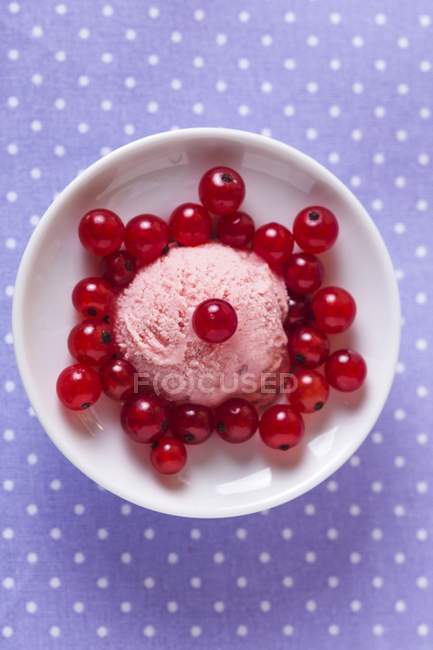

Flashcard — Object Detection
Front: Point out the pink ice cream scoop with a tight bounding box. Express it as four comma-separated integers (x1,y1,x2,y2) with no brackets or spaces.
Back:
114,242,288,407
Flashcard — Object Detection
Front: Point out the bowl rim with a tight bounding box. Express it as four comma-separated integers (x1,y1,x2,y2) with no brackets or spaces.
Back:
12,127,401,518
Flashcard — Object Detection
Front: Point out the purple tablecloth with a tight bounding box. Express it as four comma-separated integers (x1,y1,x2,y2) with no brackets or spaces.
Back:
1,1,433,648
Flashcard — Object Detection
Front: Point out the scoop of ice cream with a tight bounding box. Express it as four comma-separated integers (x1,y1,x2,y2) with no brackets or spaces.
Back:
114,242,288,407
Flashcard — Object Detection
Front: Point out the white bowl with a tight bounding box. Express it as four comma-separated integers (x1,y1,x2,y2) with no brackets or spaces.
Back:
13,128,400,518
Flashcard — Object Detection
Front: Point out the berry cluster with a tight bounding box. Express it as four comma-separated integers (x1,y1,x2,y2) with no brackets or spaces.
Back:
57,166,366,475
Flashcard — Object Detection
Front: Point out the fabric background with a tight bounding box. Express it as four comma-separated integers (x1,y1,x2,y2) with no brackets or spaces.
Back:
1,0,433,648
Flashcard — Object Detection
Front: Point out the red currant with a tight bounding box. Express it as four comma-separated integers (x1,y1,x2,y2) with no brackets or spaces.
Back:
293,206,339,254
284,253,323,295
72,276,114,321
253,222,294,269
284,294,312,331
193,299,238,344
288,369,329,413
68,321,115,366
171,403,214,444
311,286,356,334
103,250,137,288
151,436,187,475
79,209,124,256
217,211,255,249
169,203,212,247
121,394,168,444
288,325,330,368
124,214,169,265
100,358,136,401
199,166,245,216
215,398,258,443
325,349,367,392
56,363,101,410
259,404,304,450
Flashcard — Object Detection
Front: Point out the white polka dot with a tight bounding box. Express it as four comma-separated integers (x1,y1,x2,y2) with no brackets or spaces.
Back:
2,528,14,540
329,58,341,70
147,100,159,114
166,601,178,613
238,104,251,116
3,480,14,492
394,456,406,468
282,576,294,588
190,626,202,638
352,82,364,94
329,12,341,24
78,27,90,39
214,601,225,613
375,59,387,71
417,528,428,541
143,576,155,589
2,627,13,639
143,625,156,638
395,552,406,564
419,107,431,119
73,601,85,613
305,551,316,563
328,624,340,636
415,245,428,258
283,624,294,636
55,51,66,62
417,624,429,637
416,576,429,589
306,127,318,140
416,338,428,350
167,552,178,564
56,3,68,14
237,576,247,588
350,551,361,564
26,503,38,516
306,81,319,94
373,623,384,636
97,577,109,589
101,52,113,64
144,528,154,540
375,12,387,25
351,600,362,612
372,576,384,588
396,129,408,142
50,626,61,638
395,599,406,612
259,551,270,563
352,35,364,48
307,34,319,47
125,28,136,40
371,528,383,541
417,432,429,445
417,385,428,397
193,56,204,68
74,552,85,564
49,577,61,588
237,625,248,636
419,15,431,27
306,599,316,612
352,128,363,141
397,83,409,95
8,49,20,61
239,10,251,22
9,2,20,13
260,600,271,612
2,577,14,589
31,25,44,38
328,152,340,164
327,528,339,540
120,601,131,613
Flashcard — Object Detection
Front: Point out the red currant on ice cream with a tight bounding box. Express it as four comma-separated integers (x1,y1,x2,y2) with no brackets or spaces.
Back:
253,222,294,269
259,404,304,450
325,349,367,392
284,294,312,331
125,214,169,265
79,209,124,257
121,394,168,443
215,398,259,444
68,321,115,366
103,250,137,288
171,403,214,444
72,276,114,321
151,436,187,475
199,166,245,216
293,206,339,254
217,211,255,249
169,202,212,247
100,358,136,401
284,253,324,295
193,299,238,344
311,286,356,334
288,369,329,413
56,363,101,410
288,325,330,368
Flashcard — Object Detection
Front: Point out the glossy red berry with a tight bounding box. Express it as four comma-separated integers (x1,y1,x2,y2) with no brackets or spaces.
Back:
311,286,356,334
259,404,304,450
79,209,124,257
171,403,214,444
288,325,330,368
293,206,339,254
169,202,212,247
56,363,101,410
284,253,324,295
217,211,255,249
103,250,137,288
193,299,238,344
253,222,294,269
68,321,115,366
151,436,187,475
284,294,312,331
215,398,258,443
199,166,245,216
100,358,136,401
124,214,169,265
325,349,367,392
121,394,168,444
288,369,329,413
72,276,114,321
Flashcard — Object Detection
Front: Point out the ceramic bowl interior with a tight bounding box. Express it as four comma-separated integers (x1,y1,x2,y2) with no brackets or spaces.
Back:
13,128,400,518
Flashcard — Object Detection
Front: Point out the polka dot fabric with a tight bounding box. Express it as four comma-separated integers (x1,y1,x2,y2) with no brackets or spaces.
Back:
1,1,433,647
